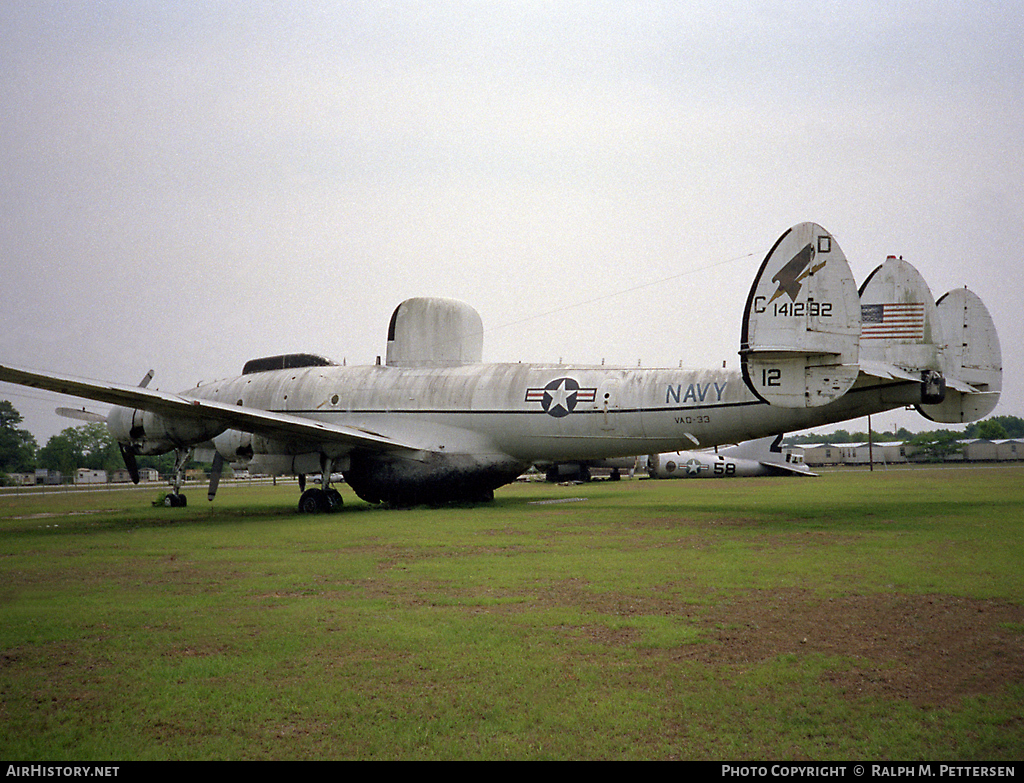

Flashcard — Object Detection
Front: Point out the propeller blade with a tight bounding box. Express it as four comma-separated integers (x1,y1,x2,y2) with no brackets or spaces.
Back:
208,451,225,502
118,444,140,484
55,407,107,423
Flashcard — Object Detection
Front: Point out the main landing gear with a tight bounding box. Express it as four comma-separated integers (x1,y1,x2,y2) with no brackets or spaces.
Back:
162,447,192,508
163,491,187,507
298,486,344,513
297,455,345,514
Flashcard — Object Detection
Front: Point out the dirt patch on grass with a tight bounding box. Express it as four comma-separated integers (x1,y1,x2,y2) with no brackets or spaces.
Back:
672,588,1024,708
498,579,1024,708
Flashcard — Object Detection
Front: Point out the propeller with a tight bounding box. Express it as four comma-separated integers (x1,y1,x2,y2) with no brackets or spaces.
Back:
55,407,107,423
115,370,155,485
208,452,225,502
119,444,141,484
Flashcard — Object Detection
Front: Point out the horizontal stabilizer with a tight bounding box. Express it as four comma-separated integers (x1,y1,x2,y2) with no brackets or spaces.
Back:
859,360,977,393
858,360,926,384
740,223,861,407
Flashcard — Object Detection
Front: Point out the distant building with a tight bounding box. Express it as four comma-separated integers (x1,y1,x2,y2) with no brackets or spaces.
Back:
795,437,1019,467
996,439,1022,461
960,439,994,462
35,468,61,485
75,468,107,484
798,443,857,467
851,441,909,465
110,467,160,483
962,438,1023,462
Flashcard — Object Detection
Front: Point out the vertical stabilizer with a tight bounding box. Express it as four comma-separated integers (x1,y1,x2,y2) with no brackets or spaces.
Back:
740,223,861,407
858,256,944,373
918,288,1002,422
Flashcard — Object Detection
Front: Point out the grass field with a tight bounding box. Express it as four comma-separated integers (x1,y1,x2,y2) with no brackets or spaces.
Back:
1,466,1022,761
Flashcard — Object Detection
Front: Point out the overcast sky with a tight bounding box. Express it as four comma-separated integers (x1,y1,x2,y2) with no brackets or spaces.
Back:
2,1,1021,443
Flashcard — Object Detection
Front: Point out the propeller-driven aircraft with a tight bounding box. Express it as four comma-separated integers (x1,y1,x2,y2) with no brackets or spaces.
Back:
646,434,817,479
0,222,1002,512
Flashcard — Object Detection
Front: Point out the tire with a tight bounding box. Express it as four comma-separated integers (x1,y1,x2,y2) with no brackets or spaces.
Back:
298,488,327,514
325,488,343,512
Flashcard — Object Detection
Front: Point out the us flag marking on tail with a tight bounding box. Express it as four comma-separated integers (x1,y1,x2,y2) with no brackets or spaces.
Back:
860,303,925,340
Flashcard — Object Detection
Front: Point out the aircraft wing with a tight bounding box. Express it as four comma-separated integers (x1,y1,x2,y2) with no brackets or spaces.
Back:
0,362,424,457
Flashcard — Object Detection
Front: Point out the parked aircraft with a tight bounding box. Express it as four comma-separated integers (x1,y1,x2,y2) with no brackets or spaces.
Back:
646,434,817,479
0,222,1002,511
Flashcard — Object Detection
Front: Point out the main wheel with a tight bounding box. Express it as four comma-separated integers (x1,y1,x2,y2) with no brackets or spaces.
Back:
325,488,344,512
298,488,328,514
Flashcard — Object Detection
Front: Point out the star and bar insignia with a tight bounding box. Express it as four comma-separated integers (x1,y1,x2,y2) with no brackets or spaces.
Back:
525,377,597,418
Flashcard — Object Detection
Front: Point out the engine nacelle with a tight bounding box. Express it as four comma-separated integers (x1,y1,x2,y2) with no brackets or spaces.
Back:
107,405,227,455
212,431,334,476
212,429,254,464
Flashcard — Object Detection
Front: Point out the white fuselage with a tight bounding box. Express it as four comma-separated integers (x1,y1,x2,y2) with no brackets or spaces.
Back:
185,361,919,465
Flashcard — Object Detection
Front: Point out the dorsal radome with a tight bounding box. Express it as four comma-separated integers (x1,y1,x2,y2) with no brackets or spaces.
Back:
385,297,484,367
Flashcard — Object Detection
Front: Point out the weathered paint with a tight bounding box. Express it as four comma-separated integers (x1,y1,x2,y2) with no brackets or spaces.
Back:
0,223,1002,508
179,359,925,484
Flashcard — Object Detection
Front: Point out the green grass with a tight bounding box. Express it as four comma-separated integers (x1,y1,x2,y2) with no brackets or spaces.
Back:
1,467,1022,760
